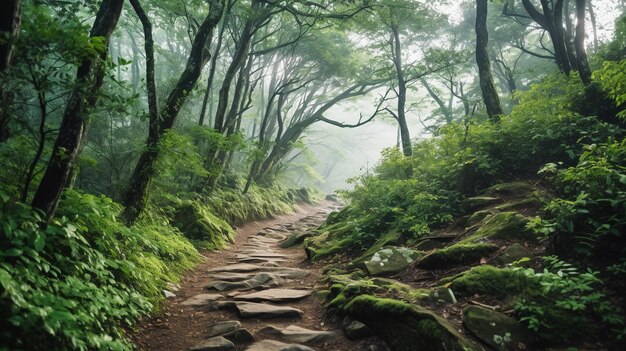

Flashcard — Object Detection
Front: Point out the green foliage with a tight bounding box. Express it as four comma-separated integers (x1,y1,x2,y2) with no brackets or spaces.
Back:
514,256,624,344
530,139,626,296
593,59,626,119
0,189,200,350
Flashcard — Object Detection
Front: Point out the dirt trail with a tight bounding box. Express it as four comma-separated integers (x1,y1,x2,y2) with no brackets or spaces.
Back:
132,201,368,351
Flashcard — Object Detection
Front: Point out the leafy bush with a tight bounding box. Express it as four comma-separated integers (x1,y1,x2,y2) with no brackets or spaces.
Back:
0,189,199,350
514,256,624,344
530,140,626,276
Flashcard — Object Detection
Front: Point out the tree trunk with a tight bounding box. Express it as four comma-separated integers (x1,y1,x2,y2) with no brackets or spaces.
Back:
213,21,254,132
122,1,225,223
391,26,412,156
31,0,124,219
575,0,592,85
475,0,503,121
0,0,21,142
129,0,159,143
199,4,229,126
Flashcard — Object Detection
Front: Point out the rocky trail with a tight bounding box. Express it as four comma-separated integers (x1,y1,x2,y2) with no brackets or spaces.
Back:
133,201,385,351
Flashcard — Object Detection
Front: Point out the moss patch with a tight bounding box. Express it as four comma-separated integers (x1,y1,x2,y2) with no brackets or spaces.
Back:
344,295,481,351
418,242,499,270
449,265,528,298
471,211,535,242
172,200,234,250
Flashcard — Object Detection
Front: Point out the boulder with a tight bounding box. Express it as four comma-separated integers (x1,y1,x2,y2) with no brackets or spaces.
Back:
345,295,481,351
463,305,534,350
364,247,421,276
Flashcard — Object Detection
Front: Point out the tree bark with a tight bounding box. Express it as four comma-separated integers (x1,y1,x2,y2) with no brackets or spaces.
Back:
129,0,159,143
31,0,124,219
122,0,225,223
475,0,503,121
391,26,412,156
575,0,592,85
0,0,21,142
199,2,230,126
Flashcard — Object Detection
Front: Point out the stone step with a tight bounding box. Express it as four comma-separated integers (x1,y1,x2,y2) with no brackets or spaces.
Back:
246,339,315,351
259,325,337,345
181,293,224,306
215,301,304,319
207,272,284,291
234,289,313,303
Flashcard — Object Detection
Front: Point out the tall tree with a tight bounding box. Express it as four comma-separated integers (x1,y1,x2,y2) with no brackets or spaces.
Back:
122,0,225,223
475,0,503,120
0,0,21,142
31,0,124,219
575,0,592,85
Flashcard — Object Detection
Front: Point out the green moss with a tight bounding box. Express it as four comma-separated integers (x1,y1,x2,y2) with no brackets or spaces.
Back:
449,265,528,298
465,196,503,209
418,243,499,269
471,211,535,241
172,200,234,250
344,295,481,351
494,197,543,212
466,210,493,226
483,181,535,197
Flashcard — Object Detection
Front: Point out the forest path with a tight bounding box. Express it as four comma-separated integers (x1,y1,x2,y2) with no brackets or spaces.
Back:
132,201,364,351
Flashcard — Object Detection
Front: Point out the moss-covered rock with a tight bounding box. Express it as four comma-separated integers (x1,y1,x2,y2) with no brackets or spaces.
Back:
363,246,421,276
482,181,536,197
494,243,533,267
449,265,528,298
466,210,494,227
465,196,503,210
172,201,234,249
463,305,534,351
344,295,481,351
350,229,404,265
472,212,534,242
418,243,499,270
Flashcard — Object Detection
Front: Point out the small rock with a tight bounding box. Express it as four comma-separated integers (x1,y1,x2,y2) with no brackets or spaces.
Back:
163,289,176,298
207,321,242,338
342,316,373,340
430,287,457,305
190,336,235,351
166,282,180,292
495,243,533,266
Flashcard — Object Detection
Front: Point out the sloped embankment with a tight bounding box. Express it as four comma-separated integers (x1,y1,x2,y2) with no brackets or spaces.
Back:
305,181,551,351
